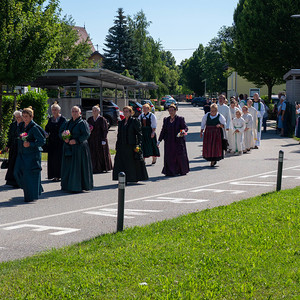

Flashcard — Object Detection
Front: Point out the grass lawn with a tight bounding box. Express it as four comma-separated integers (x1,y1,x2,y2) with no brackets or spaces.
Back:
0,188,299,299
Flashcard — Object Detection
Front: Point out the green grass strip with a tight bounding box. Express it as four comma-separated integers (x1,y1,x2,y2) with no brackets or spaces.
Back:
0,188,299,299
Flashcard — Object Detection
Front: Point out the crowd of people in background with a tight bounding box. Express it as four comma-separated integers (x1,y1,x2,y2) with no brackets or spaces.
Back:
2,91,300,202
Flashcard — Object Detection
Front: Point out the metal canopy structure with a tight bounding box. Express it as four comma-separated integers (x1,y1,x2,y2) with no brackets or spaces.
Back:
27,68,158,91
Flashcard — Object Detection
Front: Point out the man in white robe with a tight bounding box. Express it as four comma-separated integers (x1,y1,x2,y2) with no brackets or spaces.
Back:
247,99,258,149
217,94,231,141
253,93,265,148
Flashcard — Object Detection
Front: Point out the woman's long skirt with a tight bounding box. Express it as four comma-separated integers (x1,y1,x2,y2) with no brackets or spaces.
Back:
113,144,148,183
5,144,18,187
47,140,63,179
141,126,160,158
203,126,223,161
14,152,43,201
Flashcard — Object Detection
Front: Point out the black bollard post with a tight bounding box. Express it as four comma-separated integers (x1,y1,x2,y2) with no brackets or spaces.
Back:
276,150,284,191
117,172,126,232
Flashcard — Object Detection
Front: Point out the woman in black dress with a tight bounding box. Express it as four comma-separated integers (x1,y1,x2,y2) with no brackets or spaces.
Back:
5,111,23,187
113,106,148,183
45,103,67,181
87,105,112,173
138,104,160,164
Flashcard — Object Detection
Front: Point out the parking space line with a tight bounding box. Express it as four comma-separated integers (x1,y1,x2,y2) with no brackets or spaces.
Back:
145,197,209,204
259,175,300,179
190,188,245,194
3,224,80,236
85,209,162,219
1,165,299,229
230,181,275,187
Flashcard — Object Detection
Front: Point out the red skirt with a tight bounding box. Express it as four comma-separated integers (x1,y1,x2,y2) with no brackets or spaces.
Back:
203,126,223,161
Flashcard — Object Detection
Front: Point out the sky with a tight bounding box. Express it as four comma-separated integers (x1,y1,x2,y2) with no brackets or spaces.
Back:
58,0,239,64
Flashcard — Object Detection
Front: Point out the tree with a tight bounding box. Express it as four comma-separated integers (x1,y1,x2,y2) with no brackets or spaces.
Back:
51,16,93,69
226,0,300,100
202,26,233,95
0,0,61,128
103,8,139,75
181,45,205,96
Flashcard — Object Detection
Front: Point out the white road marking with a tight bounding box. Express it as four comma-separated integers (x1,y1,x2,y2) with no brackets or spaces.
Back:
230,181,275,187
1,165,300,229
259,175,300,179
3,224,80,236
85,209,162,219
190,188,245,195
145,197,209,204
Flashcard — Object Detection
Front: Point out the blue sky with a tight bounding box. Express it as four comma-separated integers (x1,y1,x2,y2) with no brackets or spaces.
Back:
59,0,239,64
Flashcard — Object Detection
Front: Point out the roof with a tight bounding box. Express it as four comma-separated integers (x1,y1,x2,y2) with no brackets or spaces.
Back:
73,26,95,52
283,69,300,80
25,68,158,91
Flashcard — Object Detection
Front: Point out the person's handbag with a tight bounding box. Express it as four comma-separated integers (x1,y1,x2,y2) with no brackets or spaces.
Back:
1,152,9,169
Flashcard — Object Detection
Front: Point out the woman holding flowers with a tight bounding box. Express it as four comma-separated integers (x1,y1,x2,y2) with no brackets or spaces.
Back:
5,110,23,187
14,107,46,202
158,104,189,176
113,106,148,183
87,105,112,173
45,102,67,181
60,106,93,192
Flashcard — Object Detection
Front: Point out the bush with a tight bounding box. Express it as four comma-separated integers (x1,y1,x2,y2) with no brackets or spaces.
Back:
18,89,49,128
0,90,49,148
0,96,15,149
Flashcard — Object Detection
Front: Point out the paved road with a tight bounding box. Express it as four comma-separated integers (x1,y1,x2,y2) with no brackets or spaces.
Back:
1,103,300,262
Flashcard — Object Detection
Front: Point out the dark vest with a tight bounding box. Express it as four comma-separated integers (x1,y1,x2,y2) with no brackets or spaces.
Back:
207,113,220,126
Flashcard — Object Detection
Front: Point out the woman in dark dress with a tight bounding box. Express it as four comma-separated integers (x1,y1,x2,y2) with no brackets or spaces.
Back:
5,111,23,187
158,104,189,176
60,106,93,192
200,103,226,167
45,103,67,181
14,107,46,202
87,105,112,173
138,104,160,164
113,106,148,183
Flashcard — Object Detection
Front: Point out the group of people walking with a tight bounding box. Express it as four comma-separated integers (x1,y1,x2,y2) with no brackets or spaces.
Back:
3,102,190,202
2,93,270,202
200,93,265,166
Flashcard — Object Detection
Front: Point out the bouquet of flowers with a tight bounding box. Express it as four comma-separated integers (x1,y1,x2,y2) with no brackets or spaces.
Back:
62,130,71,141
19,132,28,141
134,145,141,153
177,129,187,137
89,125,94,132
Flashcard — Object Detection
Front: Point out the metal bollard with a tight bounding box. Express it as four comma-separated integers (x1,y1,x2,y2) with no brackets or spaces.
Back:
117,172,126,232
276,150,284,191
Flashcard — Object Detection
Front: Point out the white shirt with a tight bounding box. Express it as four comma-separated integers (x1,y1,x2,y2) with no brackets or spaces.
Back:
201,112,226,130
253,101,265,119
138,112,157,129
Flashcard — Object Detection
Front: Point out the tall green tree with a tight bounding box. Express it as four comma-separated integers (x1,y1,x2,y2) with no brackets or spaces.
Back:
226,0,300,100
103,8,139,76
202,26,233,95
51,16,93,69
0,0,61,127
181,44,205,96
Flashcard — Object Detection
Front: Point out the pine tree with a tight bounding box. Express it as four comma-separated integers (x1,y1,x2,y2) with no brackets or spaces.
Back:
103,8,131,74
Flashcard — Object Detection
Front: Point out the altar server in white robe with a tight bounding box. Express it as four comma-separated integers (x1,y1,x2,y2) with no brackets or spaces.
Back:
242,106,253,152
253,93,265,148
228,99,240,153
232,110,245,155
247,99,258,149
217,94,231,139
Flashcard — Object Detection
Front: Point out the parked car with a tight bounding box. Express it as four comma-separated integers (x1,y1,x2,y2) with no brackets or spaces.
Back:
81,98,121,128
164,99,178,110
191,97,206,107
128,100,143,117
160,95,174,105
141,99,155,113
